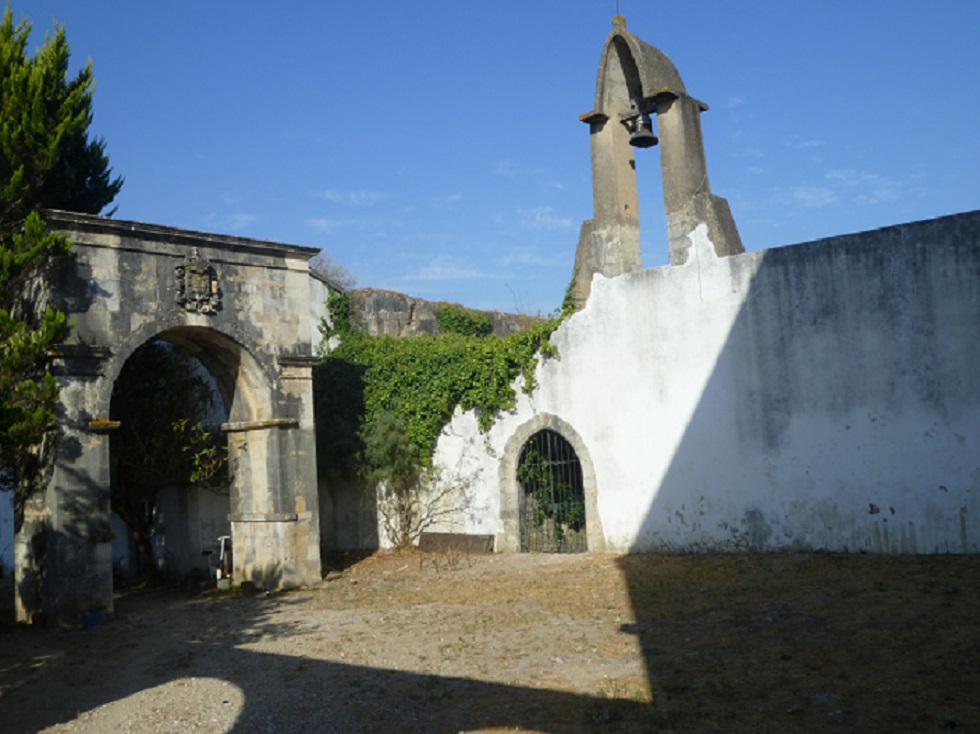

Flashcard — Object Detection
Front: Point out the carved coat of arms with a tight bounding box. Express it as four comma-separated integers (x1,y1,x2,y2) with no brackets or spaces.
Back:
175,248,221,314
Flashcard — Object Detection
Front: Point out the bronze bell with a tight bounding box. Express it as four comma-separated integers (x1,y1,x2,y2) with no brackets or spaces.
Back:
629,115,658,148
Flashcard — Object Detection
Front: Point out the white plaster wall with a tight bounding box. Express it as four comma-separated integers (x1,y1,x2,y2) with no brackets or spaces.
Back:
308,276,332,349
152,486,231,578
434,214,980,554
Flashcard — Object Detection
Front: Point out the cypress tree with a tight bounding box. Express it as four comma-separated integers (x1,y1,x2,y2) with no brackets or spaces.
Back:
0,4,122,483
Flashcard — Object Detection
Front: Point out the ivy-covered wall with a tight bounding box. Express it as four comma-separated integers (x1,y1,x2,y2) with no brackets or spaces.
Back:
313,290,566,550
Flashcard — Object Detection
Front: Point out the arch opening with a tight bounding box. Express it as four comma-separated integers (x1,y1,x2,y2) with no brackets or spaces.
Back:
499,413,604,554
109,337,231,585
517,429,587,553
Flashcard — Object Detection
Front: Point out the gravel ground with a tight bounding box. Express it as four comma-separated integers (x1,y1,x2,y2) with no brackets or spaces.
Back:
1,551,979,733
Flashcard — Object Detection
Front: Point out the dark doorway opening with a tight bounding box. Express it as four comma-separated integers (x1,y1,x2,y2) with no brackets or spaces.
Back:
517,429,587,553
109,338,230,585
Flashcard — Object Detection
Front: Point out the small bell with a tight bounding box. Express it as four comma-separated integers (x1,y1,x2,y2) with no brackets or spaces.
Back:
629,115,658,148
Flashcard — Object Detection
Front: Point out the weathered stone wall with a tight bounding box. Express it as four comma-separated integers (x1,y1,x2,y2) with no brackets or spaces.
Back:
350,288,536,337
431,211,980,554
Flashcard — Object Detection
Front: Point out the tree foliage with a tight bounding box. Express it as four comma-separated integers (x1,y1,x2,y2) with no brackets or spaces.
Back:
0,5,122,482
0,213,69,473
0,5,122,221
310,251,356,290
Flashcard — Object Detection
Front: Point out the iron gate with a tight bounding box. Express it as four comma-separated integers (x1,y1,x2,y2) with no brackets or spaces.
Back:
517,429,587,552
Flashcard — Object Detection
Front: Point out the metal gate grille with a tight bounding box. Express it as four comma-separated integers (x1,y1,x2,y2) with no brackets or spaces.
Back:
517,429,587,553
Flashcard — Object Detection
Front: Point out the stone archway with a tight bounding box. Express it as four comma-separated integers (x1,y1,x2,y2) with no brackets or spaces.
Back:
498,413,604,554
107,325,297,587
107,335,232,582
15,211,326,626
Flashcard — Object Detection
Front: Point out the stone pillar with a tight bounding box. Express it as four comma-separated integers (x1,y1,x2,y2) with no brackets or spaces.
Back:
656,93,744,265
571,111,644,308
16,365,114,627
224,356,321,589
657,94,710,216
277,357,322,585
13,470,52,624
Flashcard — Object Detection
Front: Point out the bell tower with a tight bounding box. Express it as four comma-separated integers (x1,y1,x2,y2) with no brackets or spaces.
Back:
571,15,744,308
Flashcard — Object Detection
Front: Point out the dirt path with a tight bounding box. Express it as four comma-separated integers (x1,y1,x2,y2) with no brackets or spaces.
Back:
1,552,978,733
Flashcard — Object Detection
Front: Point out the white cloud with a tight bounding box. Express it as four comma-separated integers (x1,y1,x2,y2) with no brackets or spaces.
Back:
318,189,385,205
308,217,365,233
517,206,575,230
307,216,386,234
202,212,257,232
495,161,566,191
226,213,257,230
792,186,839,208
826,169,881,185
403,257,496,282
857,188,898,205
782,135,826,149
503,248,565,267
826,169,862,183
826,169,899,205
495,160,518,176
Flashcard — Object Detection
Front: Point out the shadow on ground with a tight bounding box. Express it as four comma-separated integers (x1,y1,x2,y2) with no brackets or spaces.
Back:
0,576,646,733
616,553,980,732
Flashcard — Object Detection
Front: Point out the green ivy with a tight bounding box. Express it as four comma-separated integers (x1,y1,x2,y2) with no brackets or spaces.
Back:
315,291,562,476
323,289,355,340
516,447,585,536
433,303,493,337
558,277,577,320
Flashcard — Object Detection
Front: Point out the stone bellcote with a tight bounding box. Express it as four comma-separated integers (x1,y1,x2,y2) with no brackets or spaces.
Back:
571,15,744,308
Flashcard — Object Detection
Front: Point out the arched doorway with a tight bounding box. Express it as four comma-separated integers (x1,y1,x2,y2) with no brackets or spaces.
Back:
499,413,604,554
517,429,587,553
109,336,230,584
104,323,308,593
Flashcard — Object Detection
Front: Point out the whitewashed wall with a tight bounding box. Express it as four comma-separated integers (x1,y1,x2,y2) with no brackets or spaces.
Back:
432,212,980,554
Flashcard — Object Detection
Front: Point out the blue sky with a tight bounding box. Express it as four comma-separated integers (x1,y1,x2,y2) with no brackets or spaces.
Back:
21,1,980,314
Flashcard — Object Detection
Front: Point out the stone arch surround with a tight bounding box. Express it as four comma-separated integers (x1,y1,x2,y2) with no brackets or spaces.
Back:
105,325,274,427
106,326,285,576
497,413,605,553
15,210,326,626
